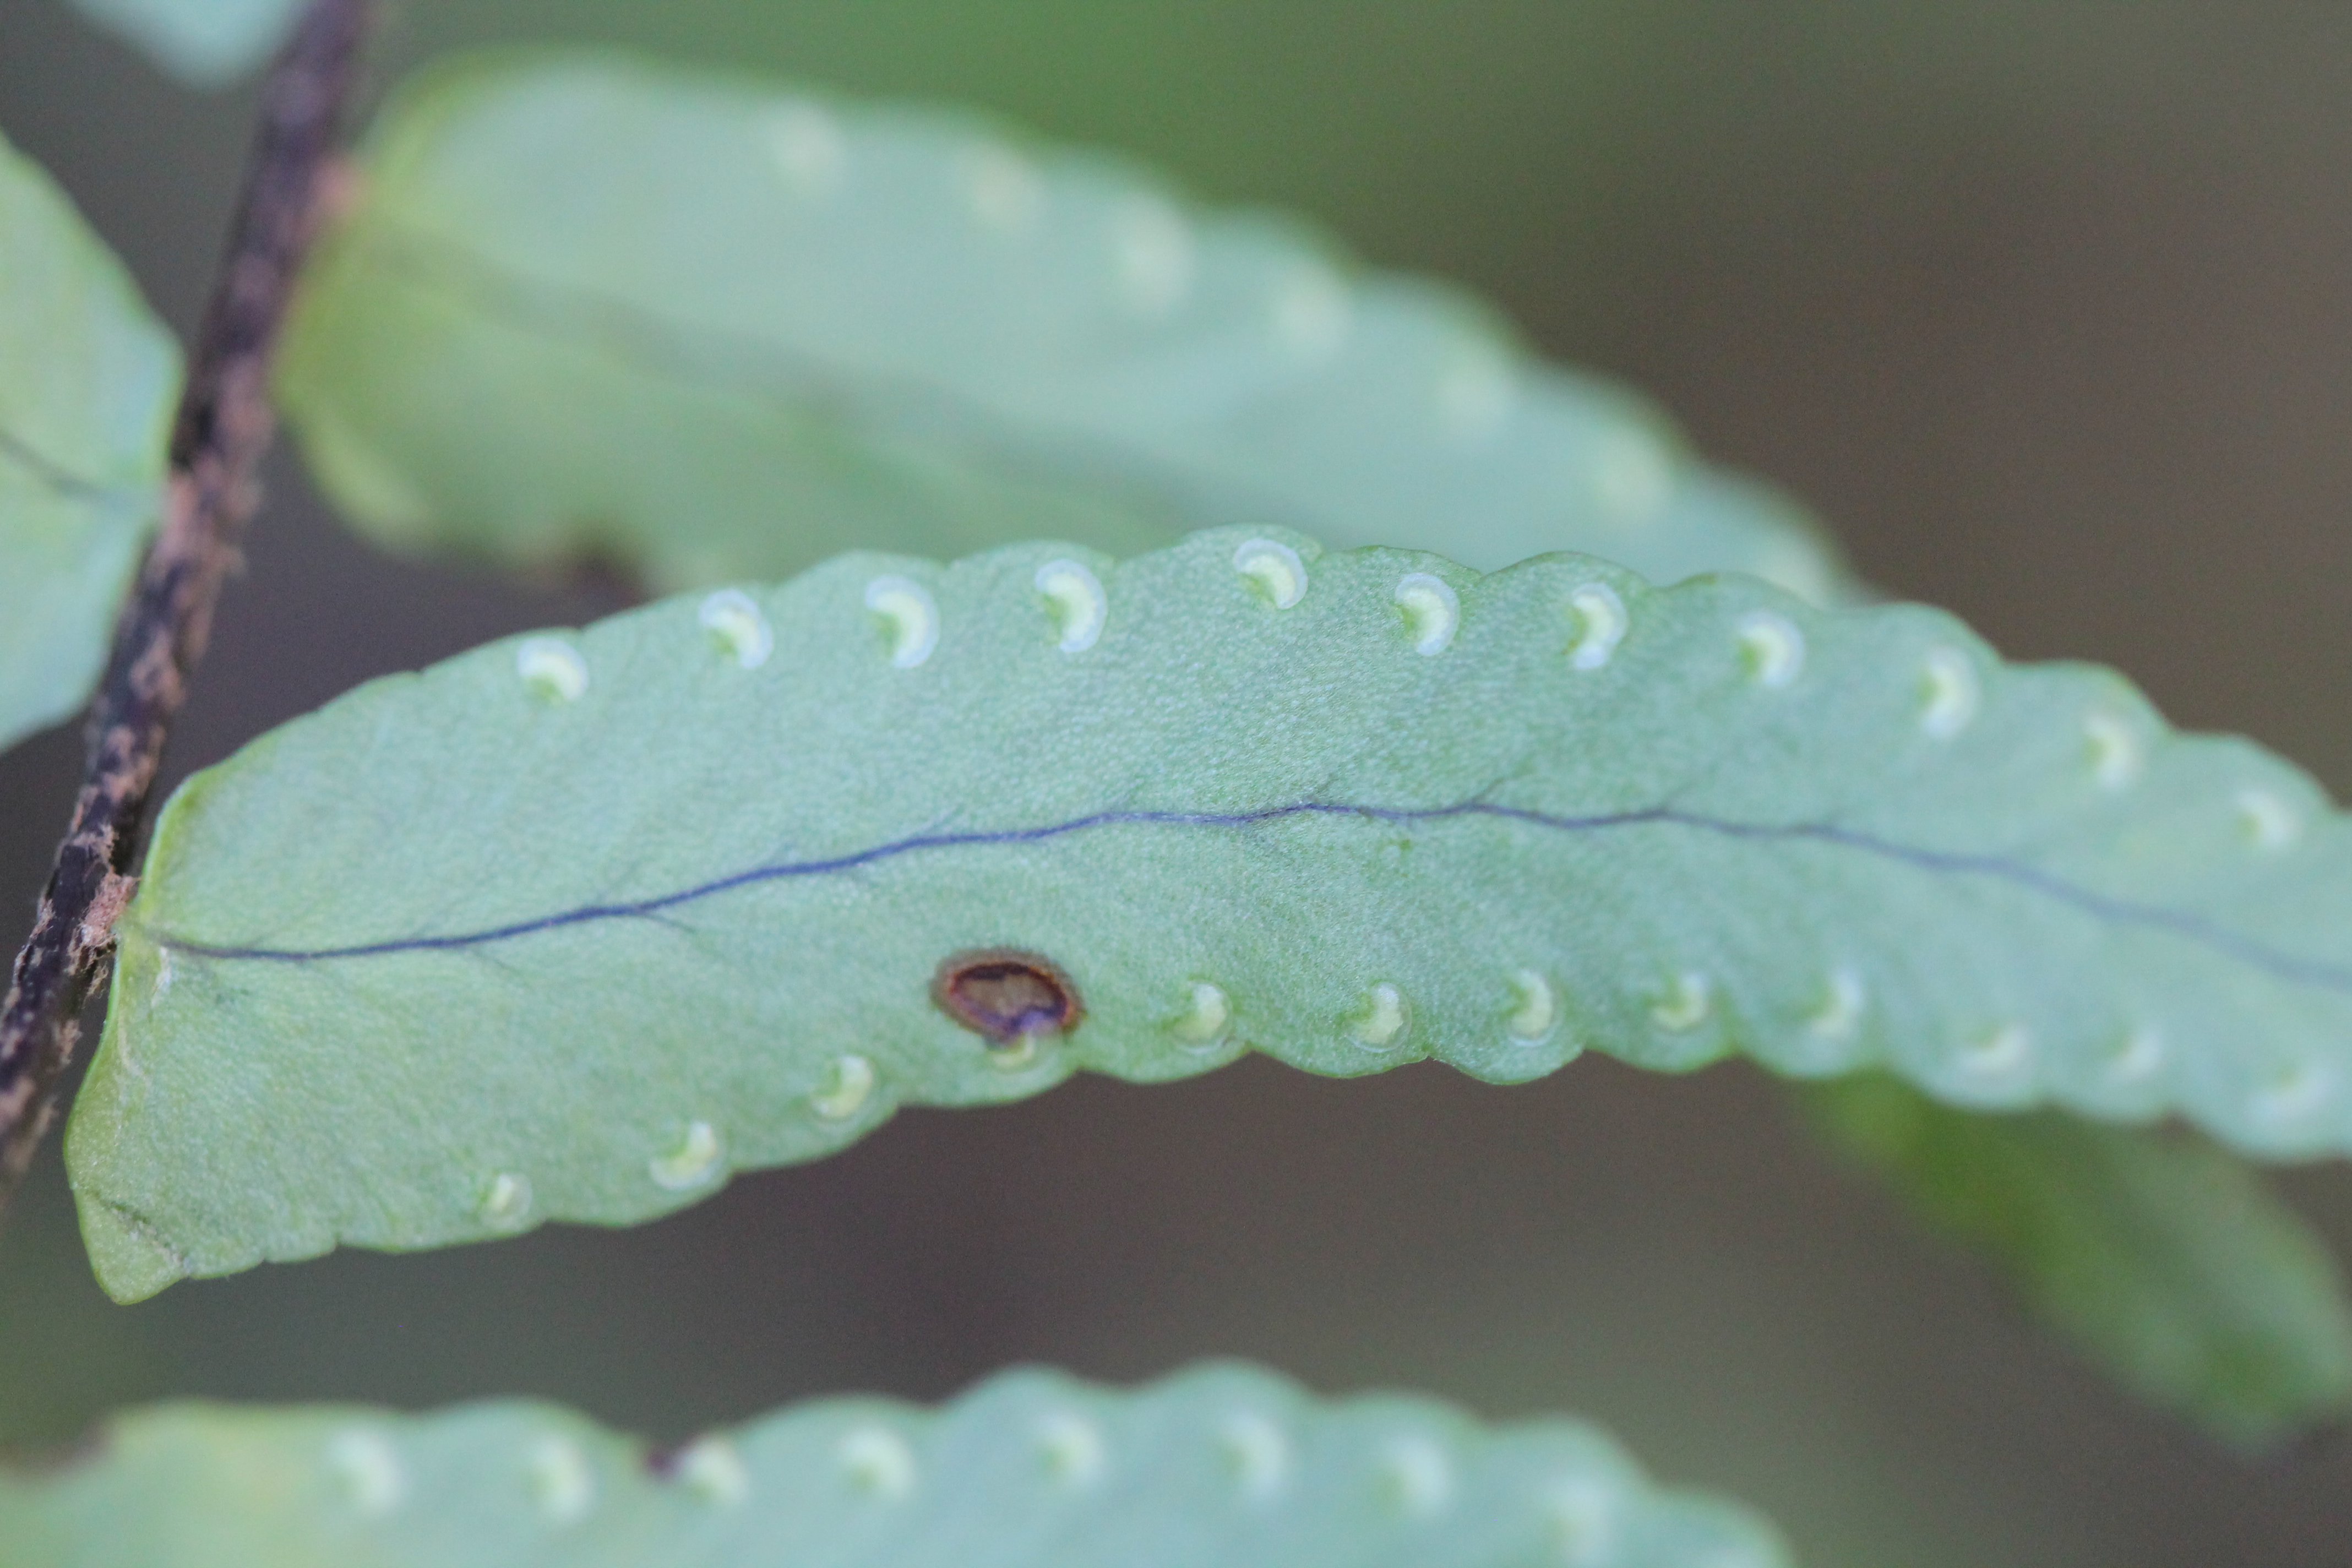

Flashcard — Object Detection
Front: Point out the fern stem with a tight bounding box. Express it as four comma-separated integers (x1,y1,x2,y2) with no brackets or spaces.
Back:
0,0,374,1206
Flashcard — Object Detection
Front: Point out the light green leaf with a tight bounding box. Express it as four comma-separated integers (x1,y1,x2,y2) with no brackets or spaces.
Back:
0,129,179,757
67,530,2352,1300
67,0,303,86
0,1363,1788,1568
73,533,2352,1307
275,52,1848,602
1803,1074,2352,1449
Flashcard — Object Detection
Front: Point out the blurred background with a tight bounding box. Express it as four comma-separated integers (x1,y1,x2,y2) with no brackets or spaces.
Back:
7,2,2352,1563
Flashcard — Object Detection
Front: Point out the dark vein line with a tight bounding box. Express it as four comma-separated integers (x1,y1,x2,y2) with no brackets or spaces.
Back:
0,424,130,503
156,798,2352,997
361,220,1333,545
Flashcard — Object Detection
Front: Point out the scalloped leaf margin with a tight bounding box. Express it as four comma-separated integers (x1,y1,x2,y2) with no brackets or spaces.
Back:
66,530,2352,1299
275,50,1848,602
0,1363,1790,1568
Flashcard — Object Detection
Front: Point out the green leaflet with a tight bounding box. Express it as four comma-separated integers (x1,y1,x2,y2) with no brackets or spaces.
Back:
66,0,303,86
67,529,2352,1299
274,52,1847,602
0,130,179,758
1804,1074,2352,1448
0,1364,1789,1568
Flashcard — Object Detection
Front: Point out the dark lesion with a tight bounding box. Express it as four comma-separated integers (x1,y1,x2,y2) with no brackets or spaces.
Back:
932,948,1083,1047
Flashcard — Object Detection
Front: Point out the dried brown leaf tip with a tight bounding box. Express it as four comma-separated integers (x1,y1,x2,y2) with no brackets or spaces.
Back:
932,949,1084,1048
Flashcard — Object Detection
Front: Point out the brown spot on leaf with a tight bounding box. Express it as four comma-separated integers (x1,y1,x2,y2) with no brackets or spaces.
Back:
933,949,1083,1046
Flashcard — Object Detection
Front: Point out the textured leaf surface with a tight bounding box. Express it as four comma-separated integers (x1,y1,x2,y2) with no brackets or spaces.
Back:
0,131,178,756
67,0,302,86
0,1364,1788,1568
68,529,2352,1299
1805,1074,2352,1447
275,52,1846,601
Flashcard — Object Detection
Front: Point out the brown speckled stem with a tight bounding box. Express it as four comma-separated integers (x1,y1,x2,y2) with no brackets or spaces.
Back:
0,0,374,1207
